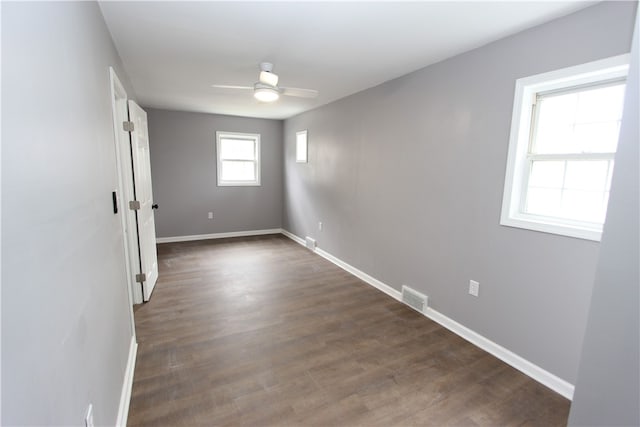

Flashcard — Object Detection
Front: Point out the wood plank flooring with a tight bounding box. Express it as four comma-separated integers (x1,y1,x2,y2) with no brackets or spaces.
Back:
128,234,570,426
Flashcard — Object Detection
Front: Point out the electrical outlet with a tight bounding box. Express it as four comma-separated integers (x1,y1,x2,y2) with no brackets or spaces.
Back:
469,280,480,297
318,221,323,231
208,211,213,219
85,404,94,427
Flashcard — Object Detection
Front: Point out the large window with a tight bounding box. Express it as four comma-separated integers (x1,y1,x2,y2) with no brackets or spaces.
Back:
501,55,629,241
216,132,261,186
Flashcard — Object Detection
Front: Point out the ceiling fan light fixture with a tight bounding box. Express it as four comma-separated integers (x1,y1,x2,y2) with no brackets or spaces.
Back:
254,87,280,102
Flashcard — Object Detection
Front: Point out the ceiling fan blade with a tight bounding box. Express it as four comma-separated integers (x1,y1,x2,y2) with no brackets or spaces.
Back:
281,87,319,98
259,71,279,87
211,84,253,90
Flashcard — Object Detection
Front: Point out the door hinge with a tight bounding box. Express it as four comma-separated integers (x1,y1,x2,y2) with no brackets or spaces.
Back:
129,200,141,210
123,121,135,132
135,273,146,283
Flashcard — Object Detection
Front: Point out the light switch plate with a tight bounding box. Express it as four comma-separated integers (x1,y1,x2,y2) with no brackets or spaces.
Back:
469,280,480,297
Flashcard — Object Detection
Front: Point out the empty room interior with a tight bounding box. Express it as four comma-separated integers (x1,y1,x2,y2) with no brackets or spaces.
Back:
2,1,639,426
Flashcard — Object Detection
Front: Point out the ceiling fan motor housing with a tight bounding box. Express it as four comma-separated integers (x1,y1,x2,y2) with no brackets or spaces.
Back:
259,63,279,87
260,62,274,72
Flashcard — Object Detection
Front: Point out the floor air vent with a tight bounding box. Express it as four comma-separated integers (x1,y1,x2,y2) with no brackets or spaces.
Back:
401,285,428,313
305,236,317,251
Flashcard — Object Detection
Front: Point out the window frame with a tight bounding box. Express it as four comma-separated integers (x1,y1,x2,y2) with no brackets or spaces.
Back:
500,54,629,241
216,131,261,187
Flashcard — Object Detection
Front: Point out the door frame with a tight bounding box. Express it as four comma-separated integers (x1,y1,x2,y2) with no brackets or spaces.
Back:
109,67,144,305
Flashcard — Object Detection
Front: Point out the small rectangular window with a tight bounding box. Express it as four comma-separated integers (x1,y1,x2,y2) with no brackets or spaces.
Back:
296,130,308,163
501,55,628,241
216,132,260,186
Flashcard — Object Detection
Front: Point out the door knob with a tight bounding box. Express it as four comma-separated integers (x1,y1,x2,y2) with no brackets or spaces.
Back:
152,204,159,209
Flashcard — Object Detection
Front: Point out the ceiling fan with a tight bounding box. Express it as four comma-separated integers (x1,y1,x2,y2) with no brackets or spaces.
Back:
211,62,319,103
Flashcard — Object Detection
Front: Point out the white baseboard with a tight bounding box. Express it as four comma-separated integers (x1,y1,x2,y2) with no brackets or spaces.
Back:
422,308,574,399
314,247,402,301
279,229,575,400
116,336,137,427
156,228,282,244
280,229,305,246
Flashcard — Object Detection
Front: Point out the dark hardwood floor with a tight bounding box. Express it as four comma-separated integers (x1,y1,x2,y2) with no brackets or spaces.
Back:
128,234,570,426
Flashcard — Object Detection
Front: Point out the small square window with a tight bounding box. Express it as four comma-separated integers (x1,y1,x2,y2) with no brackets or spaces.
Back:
296,130,308,163
216,132,260,186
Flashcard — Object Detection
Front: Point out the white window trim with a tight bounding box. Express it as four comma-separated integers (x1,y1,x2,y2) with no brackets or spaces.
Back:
296,130,308,163
500,54,629,241
216,131,261,186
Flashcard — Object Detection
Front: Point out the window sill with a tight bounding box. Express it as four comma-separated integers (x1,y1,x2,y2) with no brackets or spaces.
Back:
500,215,602,242
217,182,261,187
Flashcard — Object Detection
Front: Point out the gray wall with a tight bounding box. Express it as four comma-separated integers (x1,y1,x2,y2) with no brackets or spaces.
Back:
569,6,639,425
146,109,283,238
2,2,136,425
283,1,636,385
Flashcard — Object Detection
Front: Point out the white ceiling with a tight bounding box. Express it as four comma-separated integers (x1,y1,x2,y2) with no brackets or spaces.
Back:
99,1,595,120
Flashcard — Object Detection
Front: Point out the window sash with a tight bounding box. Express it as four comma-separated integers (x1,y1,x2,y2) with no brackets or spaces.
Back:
520,80,623,226
220,159,257,182
520,157,614,226
219,138,257,161
528,80,625,156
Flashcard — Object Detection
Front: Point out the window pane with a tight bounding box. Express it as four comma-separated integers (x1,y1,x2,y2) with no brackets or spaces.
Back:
534,125,576,154
526,160,611,222
573,122,621,153
221,160,255,181
525,188,562,217
528,161,565,188
536,93,578,128
575,84,626,124
220,138,256,160
560,190,606,223
564,160,609,192
532,82,625,155
533,93,578,154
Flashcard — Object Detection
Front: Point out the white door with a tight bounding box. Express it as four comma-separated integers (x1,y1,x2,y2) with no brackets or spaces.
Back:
109,68,139,330
128,100,159,301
